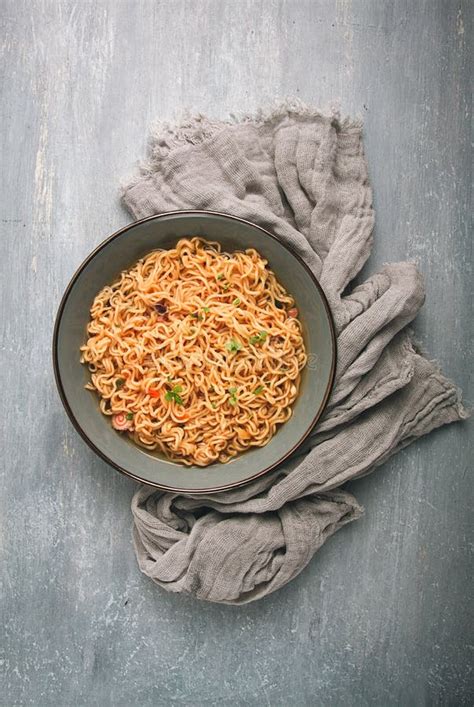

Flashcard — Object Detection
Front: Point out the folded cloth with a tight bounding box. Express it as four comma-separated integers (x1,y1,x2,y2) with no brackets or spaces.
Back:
122,101,468,604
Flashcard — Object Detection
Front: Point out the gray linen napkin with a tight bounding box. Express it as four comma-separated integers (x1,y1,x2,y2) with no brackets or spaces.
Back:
122,102,468,604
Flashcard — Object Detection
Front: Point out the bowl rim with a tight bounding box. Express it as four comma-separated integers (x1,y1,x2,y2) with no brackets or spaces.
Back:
52,210,337,493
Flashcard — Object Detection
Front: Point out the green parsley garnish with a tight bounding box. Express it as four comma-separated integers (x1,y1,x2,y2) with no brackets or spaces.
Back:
202,306,210,314
223,282,230,291
226,338,242,353
115,378,125,389
216,274,224,281
233,297,241,306
167,375,173,383
165,385,184,405
211,402,217,409
126,412,133,420
228,387,238,406
249,330,268,345
253,386,265,395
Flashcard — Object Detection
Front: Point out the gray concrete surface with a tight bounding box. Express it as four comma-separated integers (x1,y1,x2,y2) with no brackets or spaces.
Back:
1,1,472,704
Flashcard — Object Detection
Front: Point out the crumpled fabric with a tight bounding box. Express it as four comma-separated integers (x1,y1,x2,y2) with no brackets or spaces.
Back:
122,102,468,604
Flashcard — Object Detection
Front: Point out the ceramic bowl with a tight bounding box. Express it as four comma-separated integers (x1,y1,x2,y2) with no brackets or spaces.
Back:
53,211,336,493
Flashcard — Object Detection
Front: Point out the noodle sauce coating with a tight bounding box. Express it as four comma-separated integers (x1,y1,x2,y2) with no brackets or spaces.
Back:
80,237,307,466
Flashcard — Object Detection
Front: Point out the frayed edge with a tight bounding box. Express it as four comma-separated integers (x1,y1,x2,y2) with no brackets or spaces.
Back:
405,330,471,420
148,98,363,157
121,98,363,193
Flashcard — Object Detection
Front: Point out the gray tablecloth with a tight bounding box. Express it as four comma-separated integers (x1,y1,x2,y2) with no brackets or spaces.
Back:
122,102,467,604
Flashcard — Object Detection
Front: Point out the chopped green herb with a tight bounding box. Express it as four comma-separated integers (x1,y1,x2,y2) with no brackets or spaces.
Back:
228,387,238,406
211,402,217,409
167,375,173,383
226,338,242,353
249,330,268,345
216,273,224,281
223,282,230,291
165,384,184,405
115,378,125,389
228,387,237,394
253,386,265,395
233,297,241,306
202,306,210,314
126,412,134,420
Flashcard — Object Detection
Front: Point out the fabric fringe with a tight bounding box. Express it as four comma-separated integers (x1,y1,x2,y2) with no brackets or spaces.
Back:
121,98,363,192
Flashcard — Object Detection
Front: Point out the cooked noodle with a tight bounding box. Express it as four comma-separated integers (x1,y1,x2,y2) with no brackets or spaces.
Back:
80,237,307,466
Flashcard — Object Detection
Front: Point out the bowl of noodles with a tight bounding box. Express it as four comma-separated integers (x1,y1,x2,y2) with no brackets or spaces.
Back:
53,211,336,493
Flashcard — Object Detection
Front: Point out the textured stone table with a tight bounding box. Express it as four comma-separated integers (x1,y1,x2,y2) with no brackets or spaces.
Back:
1,1,472,704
